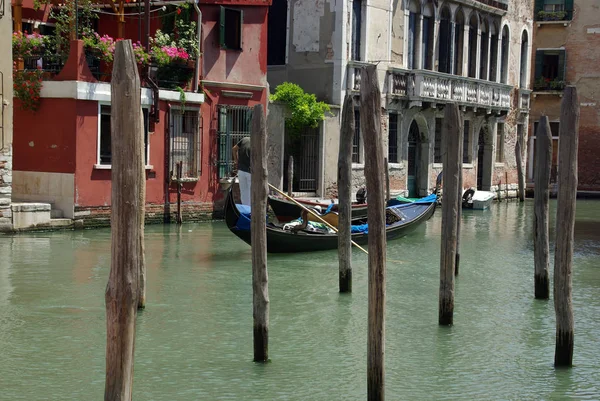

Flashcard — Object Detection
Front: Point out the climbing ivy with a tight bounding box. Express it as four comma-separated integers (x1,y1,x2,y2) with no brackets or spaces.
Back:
270,82,330,138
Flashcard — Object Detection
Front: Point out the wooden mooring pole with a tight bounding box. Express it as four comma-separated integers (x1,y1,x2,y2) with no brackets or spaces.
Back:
338,95,354,293
105,40,145,401
554,86,579,367
287,156,294,197
455,128,463,277
361,65,386,401
516,129,525,202
251,104,270,362
176,161,183,224
534,116,552,299
138,108,147,310
384,157,390,202
439,103,462,326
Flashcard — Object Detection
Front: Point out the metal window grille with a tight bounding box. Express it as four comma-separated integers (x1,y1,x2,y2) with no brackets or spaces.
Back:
434,118,443,163
496,122,505,163
388,113,398,163
217,105,253,178
170,110,200,178
353,109,361,163
463,120,470,164
295,127,319,192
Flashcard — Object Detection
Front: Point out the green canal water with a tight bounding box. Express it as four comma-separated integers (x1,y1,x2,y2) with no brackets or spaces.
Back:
1,200,599,400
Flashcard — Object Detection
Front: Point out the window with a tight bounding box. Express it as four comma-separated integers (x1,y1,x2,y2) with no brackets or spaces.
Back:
534,49,566,90
533,121,560,137
422,4,434,70
496,123,505,163
98,105,149,166
535,0,572,20
388,113,398,163
220,7,243,50
351,0,362,61
463,120,470,164
434,118,443,164
218,105,253,178
267,0,287,65
353,110,361,163
438,8,452,74
170,110,200,178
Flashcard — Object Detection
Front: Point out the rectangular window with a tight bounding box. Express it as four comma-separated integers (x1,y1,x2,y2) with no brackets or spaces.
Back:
98,105,149,166
534,49,566,90
535,0,572,20
220,7,243,50
267,0,287,65
463,120,470,164
434,118,443,164
353,109,361,163
170,110,200,178
496,122,505,163
388,113,398,163
544,0,565,11
218,105,253,178
351,0,362,61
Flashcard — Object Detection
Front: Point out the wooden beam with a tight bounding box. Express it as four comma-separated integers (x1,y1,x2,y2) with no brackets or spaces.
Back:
338,94,354,293
104,40,145,401
534,115,552,299
554,86,579,367
360,65,386,401
251,104,270,363
439,103,462,326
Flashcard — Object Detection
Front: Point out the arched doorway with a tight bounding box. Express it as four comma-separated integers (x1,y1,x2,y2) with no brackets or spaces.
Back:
476,124,493,191
407,121,420,197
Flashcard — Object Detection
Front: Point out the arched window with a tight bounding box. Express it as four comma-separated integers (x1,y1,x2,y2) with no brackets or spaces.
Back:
438,6,452,74
489,22,499,81
468,13,478,78
422,1,435,70
519,30,529,88
479,19,489,80
500,25,509,84
407,0,420,69
453,9,465,76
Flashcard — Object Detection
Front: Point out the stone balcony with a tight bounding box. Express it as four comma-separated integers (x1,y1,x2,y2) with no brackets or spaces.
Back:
519,89,532,111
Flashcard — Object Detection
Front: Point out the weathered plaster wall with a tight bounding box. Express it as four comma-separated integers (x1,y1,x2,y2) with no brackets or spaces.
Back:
267,102,287,189
530,0,600,191
0,5,14,223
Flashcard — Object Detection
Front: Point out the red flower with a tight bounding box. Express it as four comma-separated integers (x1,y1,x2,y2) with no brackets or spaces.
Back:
177,8,181,14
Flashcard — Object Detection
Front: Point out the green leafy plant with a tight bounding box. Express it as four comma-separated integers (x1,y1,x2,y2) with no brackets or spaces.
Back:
159,3,200,60
13,65,44,112
176,86,186,112
270,82,330,139
537,10,568,21
550,79,565,90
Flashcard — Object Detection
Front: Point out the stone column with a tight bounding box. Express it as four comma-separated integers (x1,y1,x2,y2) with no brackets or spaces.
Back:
462,24,470,77
416,15,424,70
496,34,503,83
485,33,492,81
450,22,456,75
433,19,440,71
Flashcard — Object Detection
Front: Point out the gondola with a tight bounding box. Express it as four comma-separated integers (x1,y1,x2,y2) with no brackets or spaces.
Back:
225,188,437,253
268,194,412,223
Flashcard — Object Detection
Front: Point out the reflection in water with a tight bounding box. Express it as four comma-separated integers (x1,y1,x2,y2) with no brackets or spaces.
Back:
1,200,599,400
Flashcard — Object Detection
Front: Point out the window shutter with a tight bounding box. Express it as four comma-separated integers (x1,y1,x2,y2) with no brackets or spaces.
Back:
220,6,226,48
239,9,244,49
534,0,543,20
564,0,574,19
558,49,566,82
534,50,544,80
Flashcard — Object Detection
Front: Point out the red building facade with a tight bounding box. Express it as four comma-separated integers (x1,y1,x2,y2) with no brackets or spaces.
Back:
11,0,270,225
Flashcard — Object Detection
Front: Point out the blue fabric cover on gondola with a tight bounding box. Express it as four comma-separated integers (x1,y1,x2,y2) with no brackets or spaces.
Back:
235,204,252,231
413,194,437,204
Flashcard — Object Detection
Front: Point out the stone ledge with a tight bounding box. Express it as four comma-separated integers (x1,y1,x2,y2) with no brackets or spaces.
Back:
12,203,52,212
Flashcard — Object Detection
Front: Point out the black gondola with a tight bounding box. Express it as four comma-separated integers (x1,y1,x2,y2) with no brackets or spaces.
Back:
225,188,437,253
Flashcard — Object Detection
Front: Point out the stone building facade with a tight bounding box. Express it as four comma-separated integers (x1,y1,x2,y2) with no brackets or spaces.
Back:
0,2,14,227
268,0,532,198
528,0,600,192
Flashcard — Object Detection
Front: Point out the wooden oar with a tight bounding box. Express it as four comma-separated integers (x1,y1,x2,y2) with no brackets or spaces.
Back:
268,183,369,255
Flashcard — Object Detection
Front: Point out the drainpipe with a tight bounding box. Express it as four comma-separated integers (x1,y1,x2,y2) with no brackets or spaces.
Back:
190,0,202,92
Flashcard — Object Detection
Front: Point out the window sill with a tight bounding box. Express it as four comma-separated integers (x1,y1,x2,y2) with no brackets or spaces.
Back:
172,177,200,183
352,163,365,170
462,163,474,169
94,164,154,170
533,90,564,97
536,20,571,28
433,163,443,168
495,162,505,168
388,163,405,170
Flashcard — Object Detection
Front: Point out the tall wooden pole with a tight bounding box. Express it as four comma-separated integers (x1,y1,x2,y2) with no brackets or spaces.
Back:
138,108,147,310
455,120,463,276
360,65,386,401
338,95,354,293
534,115,552,299
439,103,462,326
554,86,579,367
516,127,525,202
384,157,390,202
287,156,294,197
105,40,145,401
251,104,270,362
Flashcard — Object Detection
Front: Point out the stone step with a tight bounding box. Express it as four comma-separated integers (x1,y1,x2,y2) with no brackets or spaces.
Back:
51,209,64,218
49,218,72,227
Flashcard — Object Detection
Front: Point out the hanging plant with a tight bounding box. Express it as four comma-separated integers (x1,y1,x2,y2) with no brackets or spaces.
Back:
270,82,330,139
13,65,44,112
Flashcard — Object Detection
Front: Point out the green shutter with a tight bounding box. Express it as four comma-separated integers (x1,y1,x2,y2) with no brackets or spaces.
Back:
535,50,544,80
564,0,574,19
220,6,226,48
558,49,567,82
534,0,544,20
